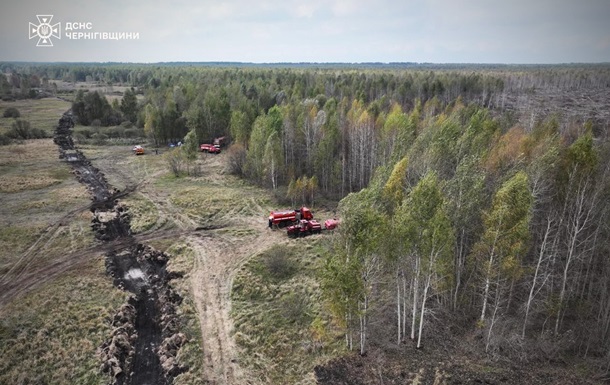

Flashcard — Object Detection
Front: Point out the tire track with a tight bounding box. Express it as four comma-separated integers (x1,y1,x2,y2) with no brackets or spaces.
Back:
187,227,284,385
12,111,190,385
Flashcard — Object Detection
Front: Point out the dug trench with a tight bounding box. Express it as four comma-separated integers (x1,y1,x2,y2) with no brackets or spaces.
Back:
54,112,187,385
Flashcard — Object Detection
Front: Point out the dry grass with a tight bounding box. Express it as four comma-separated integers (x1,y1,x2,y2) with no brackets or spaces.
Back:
0,141,68,193
231,240,343,384
0,140,64,165
0,173,63,193
0,139,93,272
0,257,125,385
0,134,122,384
123,194,159,233
0,98,70,135
165,243,205,385
167,180,271,227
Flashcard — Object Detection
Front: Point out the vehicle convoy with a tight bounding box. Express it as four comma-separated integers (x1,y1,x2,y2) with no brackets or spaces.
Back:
287,219,322,237
268,206,340,237
200,143,221,154
268,207,313,228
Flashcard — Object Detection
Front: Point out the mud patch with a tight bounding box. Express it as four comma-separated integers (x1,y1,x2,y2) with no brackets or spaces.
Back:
91,204,132,241
54,111,187,385
103,245,187,385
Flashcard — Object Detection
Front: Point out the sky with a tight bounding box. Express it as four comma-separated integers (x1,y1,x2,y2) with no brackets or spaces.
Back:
1,0,609,63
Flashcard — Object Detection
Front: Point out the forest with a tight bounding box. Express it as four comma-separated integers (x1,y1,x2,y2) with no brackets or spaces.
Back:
2,62,610,379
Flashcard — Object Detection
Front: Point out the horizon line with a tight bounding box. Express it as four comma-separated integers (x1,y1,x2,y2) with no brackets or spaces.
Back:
1,60,610,66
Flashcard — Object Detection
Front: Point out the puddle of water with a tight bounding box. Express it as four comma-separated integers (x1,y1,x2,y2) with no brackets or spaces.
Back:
125,268,145,280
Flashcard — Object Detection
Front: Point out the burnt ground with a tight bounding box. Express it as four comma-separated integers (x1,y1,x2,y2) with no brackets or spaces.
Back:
314,321,604,385
314,347,598,385
53,111,187,385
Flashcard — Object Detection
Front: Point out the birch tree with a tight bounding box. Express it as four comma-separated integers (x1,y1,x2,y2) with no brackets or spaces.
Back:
383,156,410,344
473,171,532,327
446,156,486,310
553,133,600,335
323,188,385,355
381,103,410,162
395,172,454,348
144,103,159,145
182,129,199,175
263,131,283,189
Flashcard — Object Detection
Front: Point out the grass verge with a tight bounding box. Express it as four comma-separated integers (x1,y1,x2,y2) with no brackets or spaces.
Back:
165,243,205,385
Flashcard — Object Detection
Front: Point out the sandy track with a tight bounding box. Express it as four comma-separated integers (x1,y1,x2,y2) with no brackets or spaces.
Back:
187,226,284,385
190,234,241,384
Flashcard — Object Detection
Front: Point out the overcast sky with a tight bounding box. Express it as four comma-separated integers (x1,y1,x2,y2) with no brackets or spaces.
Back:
1,0,609,63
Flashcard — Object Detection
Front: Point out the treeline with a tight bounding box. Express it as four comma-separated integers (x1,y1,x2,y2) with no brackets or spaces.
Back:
2,62,609,89
321,102,610,368
55,65,598,189
56,66,512,192
3,63,607,196
0,71,45,100
71,89,133,127
3,62,608,142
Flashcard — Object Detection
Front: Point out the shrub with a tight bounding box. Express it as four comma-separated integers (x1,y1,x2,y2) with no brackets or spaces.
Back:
91,132,108,145
73,132,87,143
105,127,125,138
226,144,247,176
164,148,186,177
123,128,141,138
3,107,20,118
279,292,311,325
6,120,48,139
264,247,297,281
78,128,92,139
0,134,11,145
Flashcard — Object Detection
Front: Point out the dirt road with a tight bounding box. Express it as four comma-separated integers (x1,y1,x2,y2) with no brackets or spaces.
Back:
87,147,282,385
188,227,284,385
